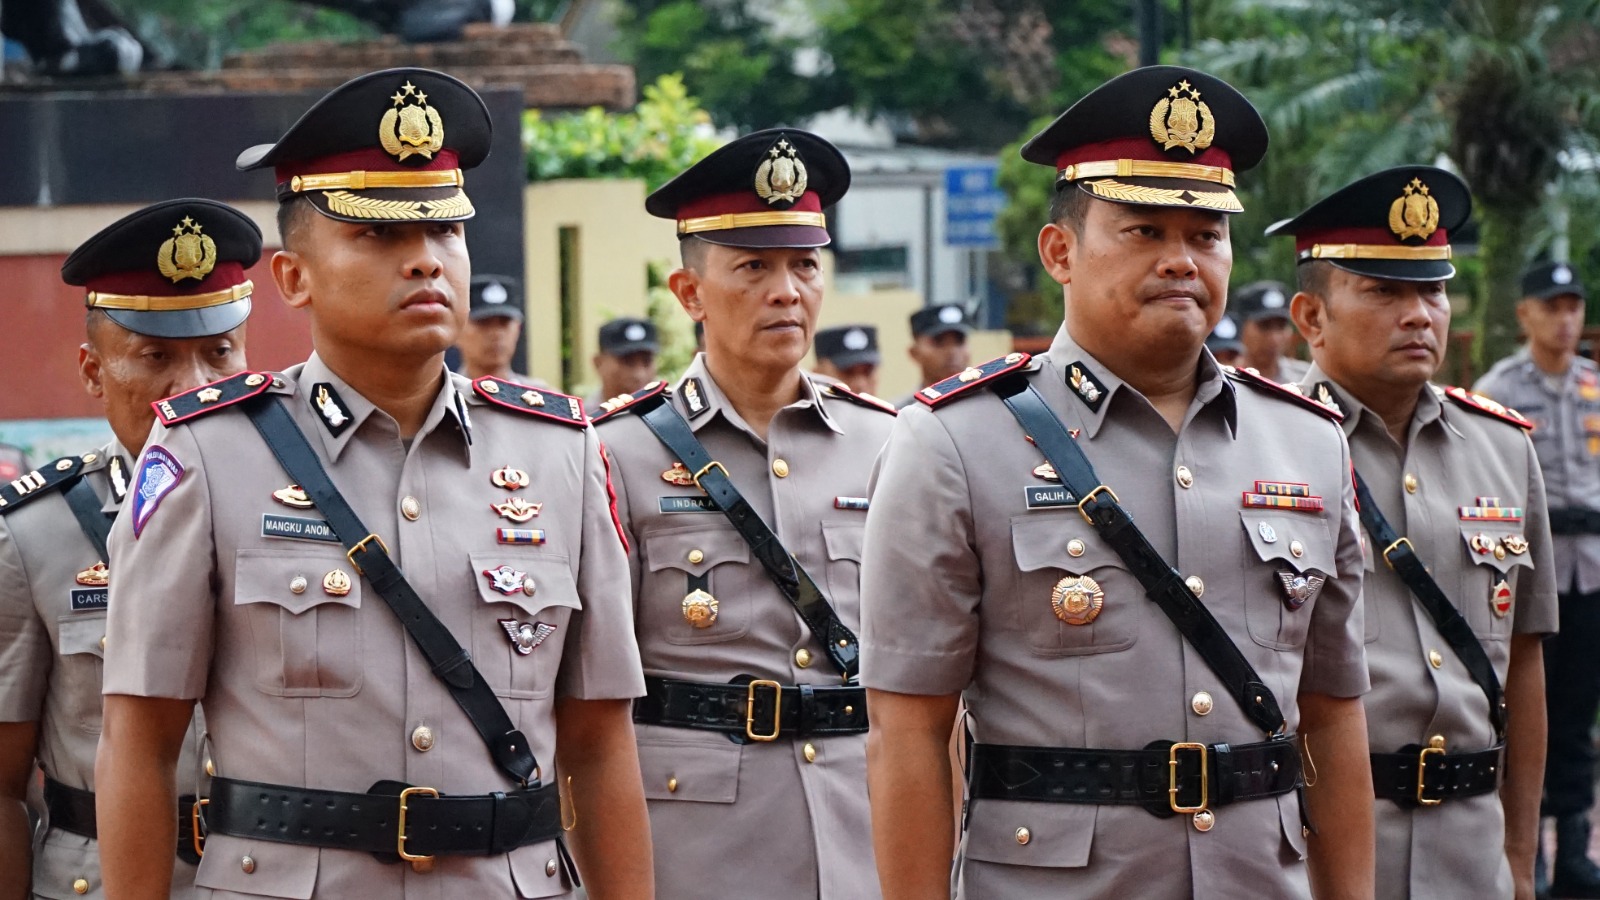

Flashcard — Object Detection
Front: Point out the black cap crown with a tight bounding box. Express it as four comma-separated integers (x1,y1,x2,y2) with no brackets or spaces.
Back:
469,275,523,321
815,325,880,368
1232,280,1292,322
1522,261,1586,301
910,304,971,339
597,318,659,355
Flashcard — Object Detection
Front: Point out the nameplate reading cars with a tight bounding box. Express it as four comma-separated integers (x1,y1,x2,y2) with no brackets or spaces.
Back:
660,496,717,514
70,588,109,613
262,514,341,543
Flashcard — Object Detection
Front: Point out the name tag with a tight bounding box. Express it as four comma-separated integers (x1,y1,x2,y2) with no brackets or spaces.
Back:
659,496,717,514
261,514,341,543
1024,485,1077,509
70,588,109,612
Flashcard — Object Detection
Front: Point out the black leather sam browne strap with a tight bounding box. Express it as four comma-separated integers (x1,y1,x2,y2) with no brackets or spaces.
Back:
242,396,539,786
990,377,1287,737
635,396,861,680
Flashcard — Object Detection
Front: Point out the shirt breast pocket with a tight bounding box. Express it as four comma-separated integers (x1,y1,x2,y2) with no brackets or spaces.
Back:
468,553,580,699
642,525,752,645
1455,523,1531,641
822,522,864,625
1009,516,1140,657
55,613,106,733
235,547,363,698
1240,512,1335,651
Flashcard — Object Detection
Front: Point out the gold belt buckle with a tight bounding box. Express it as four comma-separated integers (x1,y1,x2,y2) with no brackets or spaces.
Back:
1417,737,1446,806
397,786,440,864
1382,537,1415,571
1076,485,1120,526
346,533,390,575
190,797,208,859
745,680,783,742
1168,742,1209,814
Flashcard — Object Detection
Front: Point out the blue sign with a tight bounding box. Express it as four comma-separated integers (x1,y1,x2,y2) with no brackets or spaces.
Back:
945,164,1004,248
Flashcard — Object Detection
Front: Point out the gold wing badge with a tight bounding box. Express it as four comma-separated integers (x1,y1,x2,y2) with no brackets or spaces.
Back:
379,80,445,162
1149,80,1215,155
1388,177,1440,241
755,138,809,206
156,217,217,283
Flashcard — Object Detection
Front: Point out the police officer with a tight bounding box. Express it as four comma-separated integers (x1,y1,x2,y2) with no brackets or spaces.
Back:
814,324,881,397
585,318,659,411
591,128,894,899
0,198,258,899
456,273,531,383
1475,261,1598,898
1276,166,1556,899
860,66,1375,900
94,68,654,898
1233,280,1309,383
894,304,972,408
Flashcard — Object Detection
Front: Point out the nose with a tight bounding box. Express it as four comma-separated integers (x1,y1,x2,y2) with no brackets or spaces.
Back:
404,231,445,280
767,268,802,306
1155,238,1198,281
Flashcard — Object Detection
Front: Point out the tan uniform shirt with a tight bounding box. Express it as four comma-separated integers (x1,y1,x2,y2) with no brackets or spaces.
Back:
1475,349,1600,594
860,326,1368,900
101,355,644,899
0,441,203,900
1302,366,1558,900
596,355,894,900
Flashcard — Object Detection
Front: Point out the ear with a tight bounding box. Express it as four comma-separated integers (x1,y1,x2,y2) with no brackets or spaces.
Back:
1289,291,1326,351
1037,222,1075,287
1513,299,1535,333
78,343,104,400
272,249,313,311
667,267,704,322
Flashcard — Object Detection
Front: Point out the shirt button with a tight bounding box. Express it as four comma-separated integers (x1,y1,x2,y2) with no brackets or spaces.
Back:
667,776,678,793
73,879,88,895
772,458,790,478
290,575,308,594
205,758,216,777
99,636,106,651
1067,539,1086,557
795,648,812,668
401,496,421,521
411,725,435,751
1191,691,1214,716
687,549,704,564
1175,465,1194,488
1404,473,1419,493
241,855,256,874
803,742,817,763
1290,540,1305,558
1428,649,1444,668
1014,826,1031,845
1184,576,1204,598
1193,810,1215,832
546,859,559,877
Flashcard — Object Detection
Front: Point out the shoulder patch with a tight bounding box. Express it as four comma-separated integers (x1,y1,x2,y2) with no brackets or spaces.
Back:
153,372,274,426
0,454,86,513
821,381,897,416
1442,386,1534,430
916,352,1032,408
473,377,587,428
590,380,671,425
1227,366,1343,422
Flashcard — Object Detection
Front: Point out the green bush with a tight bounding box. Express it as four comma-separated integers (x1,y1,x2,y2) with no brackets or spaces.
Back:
523,73,723,190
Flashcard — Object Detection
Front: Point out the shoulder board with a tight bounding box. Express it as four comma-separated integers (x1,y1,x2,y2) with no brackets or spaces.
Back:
1226,366,1343,422
821,382,897,415
153,372,275,426
916,352,1033,408
589,379,671,425
473,377,587,428
1442,385,1533,430
0,454,86,513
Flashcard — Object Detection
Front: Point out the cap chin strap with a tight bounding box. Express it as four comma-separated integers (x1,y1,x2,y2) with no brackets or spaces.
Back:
1303,244,1452,261
286,169,464,193
87,281,253,312
1057,159,1236,187
678,211,826,235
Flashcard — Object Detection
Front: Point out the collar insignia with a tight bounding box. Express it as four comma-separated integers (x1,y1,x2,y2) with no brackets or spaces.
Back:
311,383,353,436
108,455,129,504
1067,363,1108,412
683,377,709,418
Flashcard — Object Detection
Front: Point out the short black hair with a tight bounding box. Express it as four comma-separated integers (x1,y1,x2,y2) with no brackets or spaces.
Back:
1047,184,1090,234
277,196,315,252
679,234,710,271
1297,259,1334,298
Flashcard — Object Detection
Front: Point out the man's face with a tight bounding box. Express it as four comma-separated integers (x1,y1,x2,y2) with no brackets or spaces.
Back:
908,331,969,384
1517,294,1585,357
594,348,658,398
458,314,522,373
80,319,248,452
276,215,469,360
815,359,879,397
672,244,823,377
1046,200,1231,368
1300,267,1451,392
1241,316,1294,365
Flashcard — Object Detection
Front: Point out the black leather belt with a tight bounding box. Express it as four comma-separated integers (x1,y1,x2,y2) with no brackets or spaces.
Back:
43,776,201,865
633,675,868,743
1371,742,1505,807
968,738,1302,818
1549,508,1600,535
203,776,562,862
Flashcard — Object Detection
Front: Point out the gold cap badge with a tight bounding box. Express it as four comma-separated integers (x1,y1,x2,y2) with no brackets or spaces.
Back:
1389,178,1440,241
1149,80,1215,155
755,138,809,207
379,80,445,162
157,217,217,283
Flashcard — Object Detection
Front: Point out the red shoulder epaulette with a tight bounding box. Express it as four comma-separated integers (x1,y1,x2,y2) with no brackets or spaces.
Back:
473,377,587,428
152,372,275,426
1442,385,1533,430
821,381,897,415
916,352,1032,408
589,379,671,425
1226,366,1343,422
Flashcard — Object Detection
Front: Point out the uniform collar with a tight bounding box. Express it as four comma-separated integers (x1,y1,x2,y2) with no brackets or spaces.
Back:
676,353,843,438
1042,323,1237,439
1302,363,1458,443
297,353,472,463
98,439,132,513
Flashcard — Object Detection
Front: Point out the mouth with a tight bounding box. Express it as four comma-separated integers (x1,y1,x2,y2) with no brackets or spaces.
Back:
1145,288,1205,306
400,288,450,312
1393,340,1434,357
760,319,804,333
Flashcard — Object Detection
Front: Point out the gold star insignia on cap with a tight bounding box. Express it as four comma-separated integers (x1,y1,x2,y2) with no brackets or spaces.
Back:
755,136,809,206
157,217,217,283
1389,177,1441,241
379,80,444,162
1150,80,1215,154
